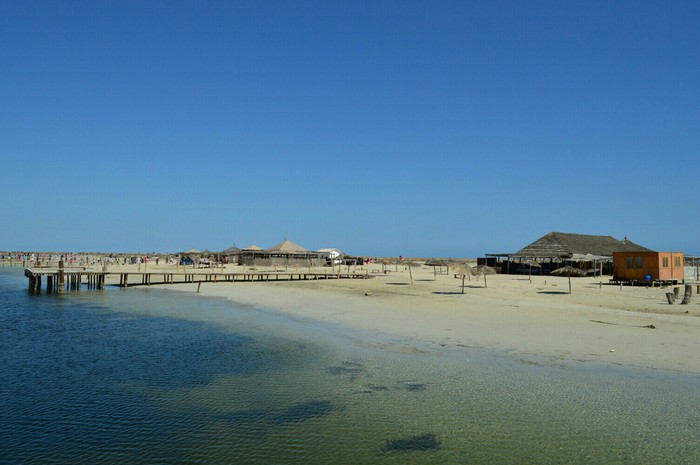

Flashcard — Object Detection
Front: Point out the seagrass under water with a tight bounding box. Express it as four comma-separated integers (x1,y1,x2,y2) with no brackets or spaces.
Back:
1,267,699,464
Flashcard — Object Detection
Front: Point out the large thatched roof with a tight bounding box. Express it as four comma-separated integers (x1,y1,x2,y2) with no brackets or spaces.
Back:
511,232,652,259
266,239,309,253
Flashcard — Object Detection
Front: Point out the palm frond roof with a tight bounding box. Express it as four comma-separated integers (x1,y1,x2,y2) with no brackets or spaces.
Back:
511,232,652,258
266,239,309,253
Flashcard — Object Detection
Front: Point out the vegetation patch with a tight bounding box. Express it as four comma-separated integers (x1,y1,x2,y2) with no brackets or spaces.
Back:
272,400,333,424
381,433,441,452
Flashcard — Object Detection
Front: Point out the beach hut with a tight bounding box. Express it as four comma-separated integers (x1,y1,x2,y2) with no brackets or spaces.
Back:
239,238,326,267
220,245,241,265
317,248,343,266
510,232,652,275
612,252,684,284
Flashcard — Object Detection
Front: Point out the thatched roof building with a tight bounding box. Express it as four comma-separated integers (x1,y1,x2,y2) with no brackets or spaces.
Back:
267,239,308,253
239,238,326,267
511,232,652,260
219,245,241,265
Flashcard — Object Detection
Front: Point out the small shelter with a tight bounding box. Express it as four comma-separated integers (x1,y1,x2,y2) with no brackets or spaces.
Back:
613,252,684,283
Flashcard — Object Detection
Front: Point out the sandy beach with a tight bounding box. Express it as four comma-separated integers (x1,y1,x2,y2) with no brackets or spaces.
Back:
97,261,700,376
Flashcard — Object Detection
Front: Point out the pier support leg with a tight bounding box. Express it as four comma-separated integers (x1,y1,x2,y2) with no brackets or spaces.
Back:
58,260,65,292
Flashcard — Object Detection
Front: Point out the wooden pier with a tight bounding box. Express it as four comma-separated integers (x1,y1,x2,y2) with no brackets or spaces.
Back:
24,266,371,293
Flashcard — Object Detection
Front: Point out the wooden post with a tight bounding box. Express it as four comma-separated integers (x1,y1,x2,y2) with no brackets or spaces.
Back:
666,292,675,304
681,284,693,305
58,260,65,291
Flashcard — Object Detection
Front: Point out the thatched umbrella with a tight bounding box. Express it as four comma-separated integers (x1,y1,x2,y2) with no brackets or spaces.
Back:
550,266,587,294
425,259,449,280
474,265,497,288
453,262,473,294
379,258,394,273
523,259,542,283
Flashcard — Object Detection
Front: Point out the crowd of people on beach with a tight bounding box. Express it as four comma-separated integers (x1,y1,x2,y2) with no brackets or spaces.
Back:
0,252,162,267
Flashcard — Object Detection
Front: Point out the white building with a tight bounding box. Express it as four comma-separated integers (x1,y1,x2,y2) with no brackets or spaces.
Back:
317,248,343,265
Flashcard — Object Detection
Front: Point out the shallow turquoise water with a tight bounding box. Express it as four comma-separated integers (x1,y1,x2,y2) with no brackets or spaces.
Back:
1,267,699,464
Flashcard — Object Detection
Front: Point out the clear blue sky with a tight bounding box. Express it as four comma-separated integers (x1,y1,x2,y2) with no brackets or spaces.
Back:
2,0,699,257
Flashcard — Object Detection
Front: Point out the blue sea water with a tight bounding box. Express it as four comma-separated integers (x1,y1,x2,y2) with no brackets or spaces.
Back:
1,266,700,464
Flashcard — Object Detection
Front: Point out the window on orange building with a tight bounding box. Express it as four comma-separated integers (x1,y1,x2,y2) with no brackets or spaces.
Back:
663,257,669,267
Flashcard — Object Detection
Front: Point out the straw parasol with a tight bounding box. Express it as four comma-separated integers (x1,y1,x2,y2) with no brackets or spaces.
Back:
550,266,587,294
473,265,497,288
523,259,542,283
452,262,473,293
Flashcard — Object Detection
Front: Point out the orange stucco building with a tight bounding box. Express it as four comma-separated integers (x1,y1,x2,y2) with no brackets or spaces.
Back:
612,252,684,283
